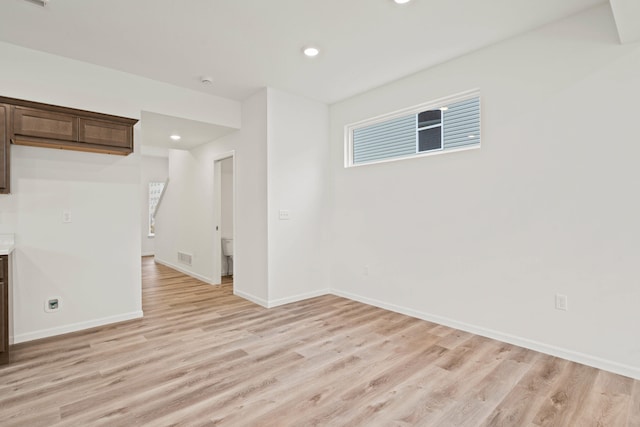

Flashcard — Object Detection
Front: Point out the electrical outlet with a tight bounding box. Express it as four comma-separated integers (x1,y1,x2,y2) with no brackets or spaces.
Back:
555,294,568,311
363,265,369,276
63,210,72,223
45,297,62,313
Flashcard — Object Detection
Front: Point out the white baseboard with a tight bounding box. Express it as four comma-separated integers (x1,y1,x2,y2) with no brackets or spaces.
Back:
14,310,144,344
267,289,330,308
154,257,214,285
233,288,330,308
141,252,155,257
234,289,269,308
330,289,640,381
23,255,635,380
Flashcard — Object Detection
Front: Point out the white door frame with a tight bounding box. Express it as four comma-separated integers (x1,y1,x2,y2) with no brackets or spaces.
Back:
213,151,236,286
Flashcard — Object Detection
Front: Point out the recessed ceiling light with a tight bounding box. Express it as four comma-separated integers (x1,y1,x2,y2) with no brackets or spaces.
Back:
303,47,320,57
439,106,449,111
170,134,181,141
394,0,411,4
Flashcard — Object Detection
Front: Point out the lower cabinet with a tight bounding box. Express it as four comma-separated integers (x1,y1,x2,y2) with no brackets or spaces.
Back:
0,255,8,365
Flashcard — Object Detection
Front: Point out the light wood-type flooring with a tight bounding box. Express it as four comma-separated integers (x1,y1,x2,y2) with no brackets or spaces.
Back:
1,257,639,426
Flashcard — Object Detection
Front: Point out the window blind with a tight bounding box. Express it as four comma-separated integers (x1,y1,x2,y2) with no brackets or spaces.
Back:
348,92,480,166
443,97,480,150
353,115,415,164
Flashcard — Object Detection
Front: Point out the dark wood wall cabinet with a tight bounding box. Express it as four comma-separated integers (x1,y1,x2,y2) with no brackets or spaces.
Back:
0,96,138,194
0,255,8,365
5,97,138,155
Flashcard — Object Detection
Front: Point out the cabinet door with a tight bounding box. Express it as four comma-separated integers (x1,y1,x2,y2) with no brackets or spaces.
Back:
79,118,132,150
13,106,78,142
0,104,8,193
0,281,5,354
0,256,5,356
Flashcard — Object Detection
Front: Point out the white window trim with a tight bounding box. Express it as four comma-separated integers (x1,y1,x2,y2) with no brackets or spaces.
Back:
344,89,480,168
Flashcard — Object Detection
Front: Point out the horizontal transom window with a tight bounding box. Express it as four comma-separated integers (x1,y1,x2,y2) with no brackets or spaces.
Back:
345,90,480,167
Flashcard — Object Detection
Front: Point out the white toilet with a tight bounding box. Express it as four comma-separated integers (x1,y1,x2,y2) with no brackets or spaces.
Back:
222,238,233,276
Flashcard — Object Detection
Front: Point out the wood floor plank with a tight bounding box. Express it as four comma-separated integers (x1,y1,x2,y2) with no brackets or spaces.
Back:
532,362,600,426
478,354,567,427
0,257,637,426
406,341,525,425
629,381,640,426
206,351,371,425
571,370,634,426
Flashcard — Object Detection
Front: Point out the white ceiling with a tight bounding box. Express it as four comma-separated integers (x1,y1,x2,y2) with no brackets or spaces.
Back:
140,111,237,150
2,0,619,150
0,0,607,105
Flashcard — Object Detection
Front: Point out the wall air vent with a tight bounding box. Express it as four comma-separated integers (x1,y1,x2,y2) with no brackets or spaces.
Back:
177,252,193,266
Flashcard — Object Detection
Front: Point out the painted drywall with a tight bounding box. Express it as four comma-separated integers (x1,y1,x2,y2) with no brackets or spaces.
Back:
141,155,169,256
329,4,640,379
154,89,269,304
221,157,234,275
0,42,241,128
222,90,268,303
610,0,640,44
266,88,330,305
154,149,208,281
0,142,142,343
155,88,329,307
0,42,241,342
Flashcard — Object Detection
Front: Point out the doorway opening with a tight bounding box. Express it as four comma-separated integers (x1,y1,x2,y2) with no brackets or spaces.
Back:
213,152,235,286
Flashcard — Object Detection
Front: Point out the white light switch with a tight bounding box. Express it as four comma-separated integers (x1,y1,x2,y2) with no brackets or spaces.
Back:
63,210,72,223
555,294,568,311
279,210,291,220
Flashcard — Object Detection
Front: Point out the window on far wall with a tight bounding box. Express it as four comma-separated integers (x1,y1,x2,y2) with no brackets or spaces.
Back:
148,181,165,236
346,90,480,167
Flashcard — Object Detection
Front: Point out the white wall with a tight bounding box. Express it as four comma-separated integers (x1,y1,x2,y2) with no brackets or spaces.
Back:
220,157,234,275
155,88,330,307
154,149,212,282
329,4,640,379
233,90,269,303
155,89,269,303
0,42,241,342
267,88,330,305
0,42,241,128
141,155,169,256
1,142,142,343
